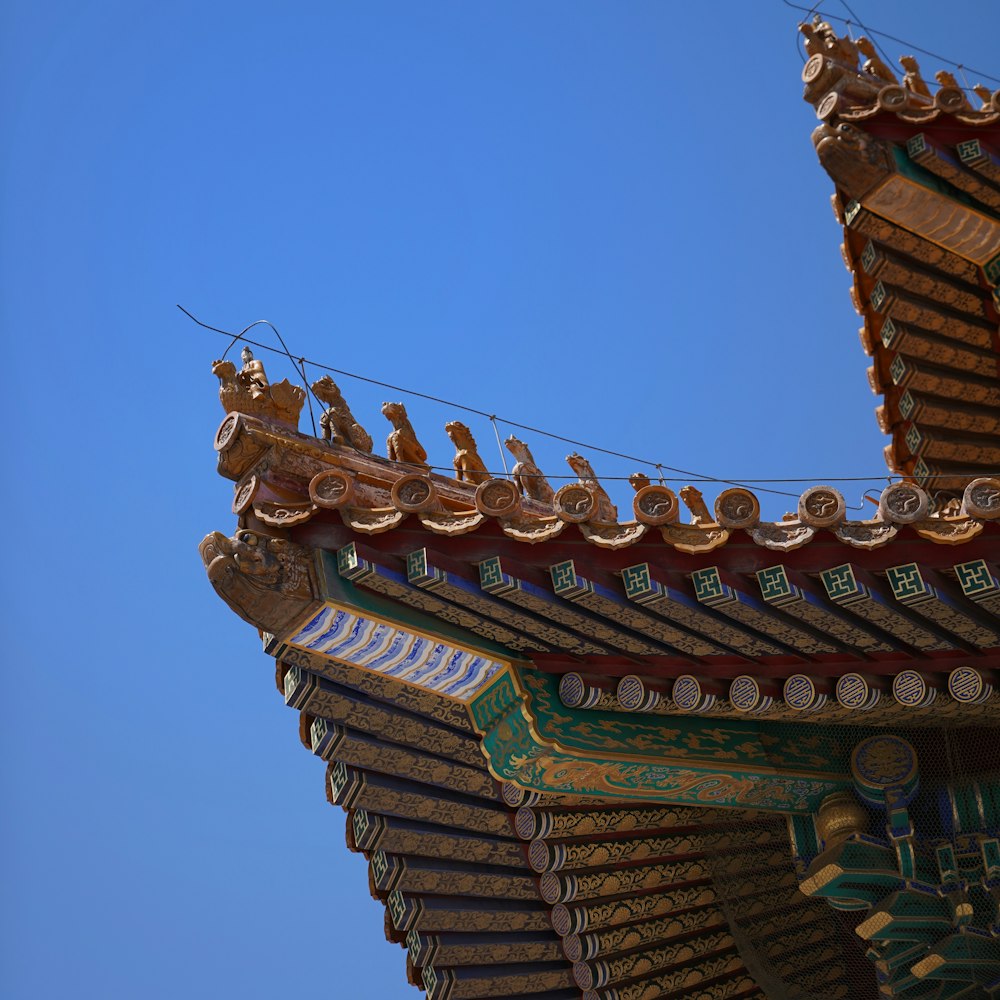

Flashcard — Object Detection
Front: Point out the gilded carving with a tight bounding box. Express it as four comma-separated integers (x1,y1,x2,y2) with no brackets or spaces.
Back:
279,647,474,731
232,473,258,515
363,820,526,869
913,516,984,544
812,122,896,201
567,907,726,962
632,485,679,526
517,803,732,840
680,485,714,525
504,435,555,504
832,519,898,548
308,468,355,508
211,350,305,427
714,488,760,530
199,528,316,634
331,767,511,838
319,724,495,799
566,453,618,523
444,420,490,485
500,514,565,543
660,522,730,553
388,892,550,933
798,485,846,527
390,474,437,513
748,521,815,551
311,376,373,452
417,509,486,535
595,951,743,1000
964,476,1000,519
553,886,718,938
474,478,521,518
579,521,647,549
302,686,483,767
338,506,408,534
575,930,735,989
381,401,429,468
553,483,596,523
252,499,317,526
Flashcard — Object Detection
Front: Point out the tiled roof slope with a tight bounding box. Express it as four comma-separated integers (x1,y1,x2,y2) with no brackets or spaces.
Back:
799,18,1000,492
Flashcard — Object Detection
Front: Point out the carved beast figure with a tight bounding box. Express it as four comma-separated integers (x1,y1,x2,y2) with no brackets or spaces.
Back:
566,452,618,523
199,528,316,634
505,435,555,504
381,401,429,469
311,376,373,452
444,421,491,485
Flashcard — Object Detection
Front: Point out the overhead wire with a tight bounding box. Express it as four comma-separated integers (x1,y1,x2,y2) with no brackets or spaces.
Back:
180,306,992,492
837,0,897,74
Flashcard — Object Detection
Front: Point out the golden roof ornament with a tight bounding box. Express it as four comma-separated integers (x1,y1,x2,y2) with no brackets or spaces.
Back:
311,375,373,452
505,435,555,504
211,348,306,428
444,421,491,485
899,55,931,97
381,401,429,469
565,453,617,523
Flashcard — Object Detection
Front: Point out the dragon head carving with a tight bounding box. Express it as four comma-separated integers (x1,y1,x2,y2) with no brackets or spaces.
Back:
199,528,316,634
812,122,895,201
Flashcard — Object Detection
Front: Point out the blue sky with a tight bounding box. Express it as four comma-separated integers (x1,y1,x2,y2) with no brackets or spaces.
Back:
2,3,997,997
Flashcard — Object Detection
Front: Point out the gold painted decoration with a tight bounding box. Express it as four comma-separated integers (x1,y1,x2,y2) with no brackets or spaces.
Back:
390,474,438,513
714,488,760,530
833,520,898,548
748,521,816,551
798,485,847,527
417,510,485,535
474,478,521,518
232,473,259,514
339,506,408,534
309,468,356,508
252,499,317,526
964,477,1000,519
659,522,730,554
579,521,648,549
632,485,680,526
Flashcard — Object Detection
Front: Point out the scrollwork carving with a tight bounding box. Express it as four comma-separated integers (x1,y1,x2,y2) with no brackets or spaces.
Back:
632,485,679,526
309,469,356,509
232,473,259,515
879,482,928,523
714,488,760,530
963,477,1000,519
252,500,317,526
475,478,521,518
833,520,898,549
798,485,846,527
553,484,596,523
748,522,816,551
391,475,437,513
566,453,617,523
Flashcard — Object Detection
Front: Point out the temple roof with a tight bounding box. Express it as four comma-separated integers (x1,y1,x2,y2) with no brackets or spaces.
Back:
799,17,1000,492
198,21,1000,1000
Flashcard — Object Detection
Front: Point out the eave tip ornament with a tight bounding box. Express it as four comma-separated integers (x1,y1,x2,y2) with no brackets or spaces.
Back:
212,348,305,428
